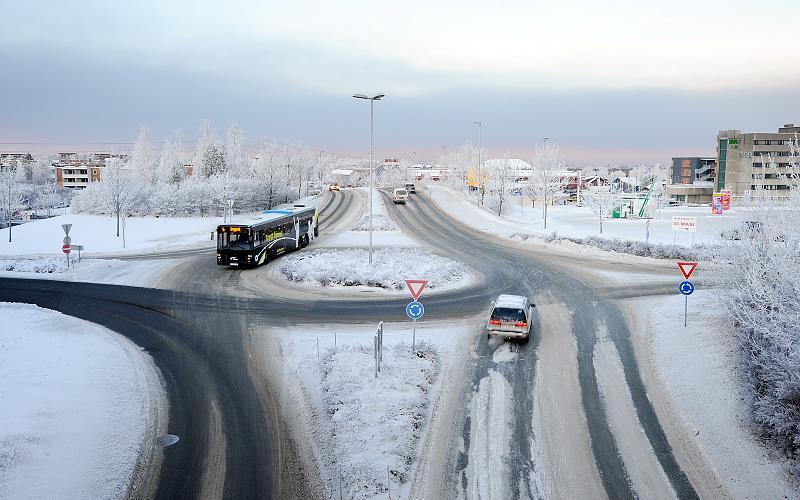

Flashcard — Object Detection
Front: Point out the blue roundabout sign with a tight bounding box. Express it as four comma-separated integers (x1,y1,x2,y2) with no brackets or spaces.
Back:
406,301,424,320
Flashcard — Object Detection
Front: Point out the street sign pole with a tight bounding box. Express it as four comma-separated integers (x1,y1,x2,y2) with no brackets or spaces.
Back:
684,295,688,328
412,319,416,349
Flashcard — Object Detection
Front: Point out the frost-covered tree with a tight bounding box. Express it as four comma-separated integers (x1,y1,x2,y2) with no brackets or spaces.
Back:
0,167,24,242
158,130,186,184
581,169,621,234
129,127,158,183
486,153,514,215
713,179,800,469
98,158,136,237
200,144,225,178
225,124,246,176
531,141,568,229
252,140,282,209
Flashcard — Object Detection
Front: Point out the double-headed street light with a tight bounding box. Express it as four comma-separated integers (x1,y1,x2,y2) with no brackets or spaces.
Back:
353,93,385,264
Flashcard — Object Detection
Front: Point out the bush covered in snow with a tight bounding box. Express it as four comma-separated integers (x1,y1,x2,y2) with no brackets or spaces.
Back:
279,248,466,290
0,258,66,273
352,214,398,232
320,342,439,498
714,192,800,471
510,231,712,261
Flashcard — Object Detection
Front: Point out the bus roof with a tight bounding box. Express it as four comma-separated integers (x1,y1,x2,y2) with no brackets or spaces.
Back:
222,205,315,228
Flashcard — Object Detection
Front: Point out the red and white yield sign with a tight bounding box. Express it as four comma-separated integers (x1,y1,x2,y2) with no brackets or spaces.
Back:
62,244,71,254
677,261,698,280
404,279,429,301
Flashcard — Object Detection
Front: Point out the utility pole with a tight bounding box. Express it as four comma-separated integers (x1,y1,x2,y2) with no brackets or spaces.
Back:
474,121,483,204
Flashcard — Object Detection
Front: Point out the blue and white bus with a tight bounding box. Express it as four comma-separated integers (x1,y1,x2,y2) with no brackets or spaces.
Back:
216,205,318,267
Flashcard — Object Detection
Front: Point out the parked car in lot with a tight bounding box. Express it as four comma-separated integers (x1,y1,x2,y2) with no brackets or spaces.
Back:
329,183,341,191
404,182,416,193
392,188,409,204
486,294,535,342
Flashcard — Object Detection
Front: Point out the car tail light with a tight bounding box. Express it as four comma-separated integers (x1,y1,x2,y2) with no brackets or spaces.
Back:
514,322,527,327
488,319,501,325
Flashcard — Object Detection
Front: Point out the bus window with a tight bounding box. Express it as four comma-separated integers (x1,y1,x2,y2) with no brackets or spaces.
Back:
219,231,253,250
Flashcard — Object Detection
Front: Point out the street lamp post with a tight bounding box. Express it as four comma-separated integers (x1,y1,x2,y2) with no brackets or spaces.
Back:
353,93,385,264
473,121,483,204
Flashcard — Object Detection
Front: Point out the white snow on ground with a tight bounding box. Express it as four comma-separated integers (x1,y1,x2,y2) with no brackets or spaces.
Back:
0,258,66,273
466,370,513,499
352,214,398,231
428,185,739,246
321,343,439,499
0,303,165,500
641,291,797,499
0,194,323,258
0,214,220,257
278,248,467,291
257,319,475,500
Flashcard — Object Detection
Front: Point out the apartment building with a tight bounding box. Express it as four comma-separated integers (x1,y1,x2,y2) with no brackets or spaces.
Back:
666,157,716,203
716,124,800,195
54,153,126,189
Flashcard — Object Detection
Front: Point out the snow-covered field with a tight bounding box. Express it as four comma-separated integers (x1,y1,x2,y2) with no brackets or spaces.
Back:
0,214,219,257
254,319,476,500
429,186,739,246
0,303,165,500
278,248,467,292
634,292,797,498
0,194,323,258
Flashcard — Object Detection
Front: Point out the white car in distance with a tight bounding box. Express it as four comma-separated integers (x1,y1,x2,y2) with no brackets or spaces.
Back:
486,294,534,342
392,188,409,204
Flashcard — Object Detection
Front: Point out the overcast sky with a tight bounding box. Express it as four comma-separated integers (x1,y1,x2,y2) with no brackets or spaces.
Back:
1,0,797,165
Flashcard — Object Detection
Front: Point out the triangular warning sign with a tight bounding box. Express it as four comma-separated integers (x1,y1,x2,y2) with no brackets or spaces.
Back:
405,279,429,301
677,261,698,280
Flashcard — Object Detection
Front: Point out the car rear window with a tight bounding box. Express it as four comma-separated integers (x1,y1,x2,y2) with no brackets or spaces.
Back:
491,307,526,322
396,190,407,195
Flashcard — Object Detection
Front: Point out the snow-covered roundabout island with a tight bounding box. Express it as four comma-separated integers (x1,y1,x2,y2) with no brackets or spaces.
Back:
0,303,166,500
277,247,469,293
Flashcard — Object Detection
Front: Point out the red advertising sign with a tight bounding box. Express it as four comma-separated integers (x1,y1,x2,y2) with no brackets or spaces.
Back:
711,193,724,215
722,189,731,211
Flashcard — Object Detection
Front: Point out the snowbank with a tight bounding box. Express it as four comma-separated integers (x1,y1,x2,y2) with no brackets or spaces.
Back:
0,303,165,499
352,214,398,231
643,292,797,498
278,248,467,291
321,343,439,499
0,257,67,273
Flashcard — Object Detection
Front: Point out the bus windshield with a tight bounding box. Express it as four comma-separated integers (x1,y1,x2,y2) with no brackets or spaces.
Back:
218,231,253,250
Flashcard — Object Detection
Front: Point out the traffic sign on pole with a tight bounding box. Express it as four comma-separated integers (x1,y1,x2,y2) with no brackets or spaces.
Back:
63,235,71,245
406,301,424,320
679,281,694,295
61,224,72,236
404,280,428,301
62,244,71,254
677,261,698,280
